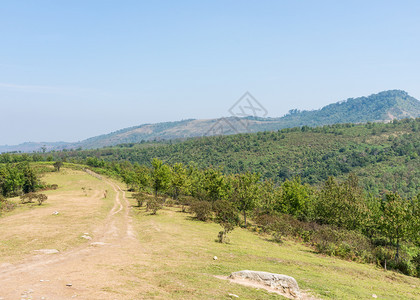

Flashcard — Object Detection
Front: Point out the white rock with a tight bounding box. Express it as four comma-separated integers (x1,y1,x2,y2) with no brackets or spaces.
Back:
228,293,239,298
81,235,92,240
372,294,378,298
213,256,218,260
52,211,59,215
90,242,107,246
229,270,300,298
33,249,59,254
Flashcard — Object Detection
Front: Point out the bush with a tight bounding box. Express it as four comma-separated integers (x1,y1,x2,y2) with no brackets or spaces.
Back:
190,200,212,221
412,254,420,278
0,195,16,212
373,245,419,277
178,195,193,212
133,193,146,207
20,193,37,204
312,226,373,262
165,198,176,207
36,194,48,205
146,198,162,215
255,213,315,242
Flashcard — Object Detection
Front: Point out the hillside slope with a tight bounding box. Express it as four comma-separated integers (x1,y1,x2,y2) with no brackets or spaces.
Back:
0,167,418,299
77,90,420,149
1,90,419,152
41,118,420,198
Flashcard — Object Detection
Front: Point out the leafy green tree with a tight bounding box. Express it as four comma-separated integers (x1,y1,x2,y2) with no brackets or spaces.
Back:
187,164,206,200
379,192,412,260
202,167,228,203
258,179,279,215
21,163,38,194
278,177,313,221
314,174,368,230
231,172,260,226
411,194,420,246
170,162,190,200
150,158,171,198
133,164,151,192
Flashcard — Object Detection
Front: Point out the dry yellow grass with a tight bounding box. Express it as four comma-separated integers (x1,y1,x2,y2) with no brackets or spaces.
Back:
0,168,114,263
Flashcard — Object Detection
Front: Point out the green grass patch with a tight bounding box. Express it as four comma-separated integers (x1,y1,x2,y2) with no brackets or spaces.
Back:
130,205,420,299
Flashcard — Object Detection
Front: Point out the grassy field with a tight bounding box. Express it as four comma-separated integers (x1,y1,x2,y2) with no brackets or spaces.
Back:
0,168,419,299
0,168,114,264
128,202,420,299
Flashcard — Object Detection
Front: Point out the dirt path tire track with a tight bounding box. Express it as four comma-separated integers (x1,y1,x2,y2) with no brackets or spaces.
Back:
0,171,140,299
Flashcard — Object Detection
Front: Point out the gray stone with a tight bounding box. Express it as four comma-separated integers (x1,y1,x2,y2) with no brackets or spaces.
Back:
229,270,300,298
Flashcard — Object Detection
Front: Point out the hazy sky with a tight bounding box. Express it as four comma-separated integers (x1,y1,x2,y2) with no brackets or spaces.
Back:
1,0,420,145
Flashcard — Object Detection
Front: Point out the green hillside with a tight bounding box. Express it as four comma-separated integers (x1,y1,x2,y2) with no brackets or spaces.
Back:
28,117,420,198
1,90,419,153
76,90,420,149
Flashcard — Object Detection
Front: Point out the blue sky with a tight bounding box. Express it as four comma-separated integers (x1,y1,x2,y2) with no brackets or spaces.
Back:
1,0,420,144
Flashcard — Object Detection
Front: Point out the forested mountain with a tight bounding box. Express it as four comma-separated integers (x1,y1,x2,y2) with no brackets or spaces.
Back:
248,89,420,131
1,90,419,153
13,118,419,198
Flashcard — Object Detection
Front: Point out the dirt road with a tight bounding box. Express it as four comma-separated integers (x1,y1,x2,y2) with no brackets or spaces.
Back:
0,176,144,299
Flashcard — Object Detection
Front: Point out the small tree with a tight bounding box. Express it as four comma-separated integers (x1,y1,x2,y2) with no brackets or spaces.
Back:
150,158,171,199
170,163,190,200
203,167,229,203
53,161,63,172
231,172,260,226
36,193,48,205
133,164,151,192
379,192,412,261
214,200,239,243
21,163,38,194
314,174,368,230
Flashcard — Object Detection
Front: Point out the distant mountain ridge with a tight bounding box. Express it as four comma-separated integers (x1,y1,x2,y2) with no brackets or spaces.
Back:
1,90,419,153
